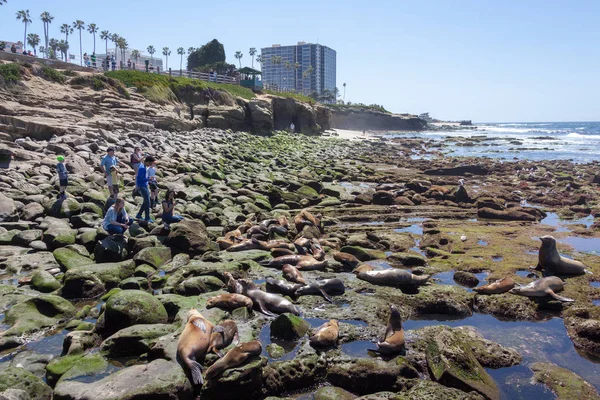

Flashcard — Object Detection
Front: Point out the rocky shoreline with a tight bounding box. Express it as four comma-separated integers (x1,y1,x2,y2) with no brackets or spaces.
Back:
0,62,600,400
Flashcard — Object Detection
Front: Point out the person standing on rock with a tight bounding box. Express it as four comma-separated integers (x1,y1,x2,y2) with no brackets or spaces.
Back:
56,155,68,200
111,55,116,71
101,147,128,200
135,156,156,223
103,198,133,235
161,189,183,230
147,160,159,208
91,53,97,69
130,147,143,175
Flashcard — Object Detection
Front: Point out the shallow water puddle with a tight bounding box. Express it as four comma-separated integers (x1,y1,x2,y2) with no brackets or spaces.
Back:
366,260,394,270
404,314,600,395
478,240,489,246
25,329,69,357
516,270,539,279
591,282,600,289
340,340,377,358
542,213,595,233
394,224,423,235
492,256,504,262
559,237,600,255
593,300,600,306
432,270,489,291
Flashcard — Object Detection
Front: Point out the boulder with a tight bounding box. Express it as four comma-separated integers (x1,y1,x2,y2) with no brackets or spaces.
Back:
314,386,357,400
200,357,267,400
42,227,77,250
94,235,129,263
61,261,136,299
372,191,395,205
31,270,61,293
100,290,168,336
53,247,93,270
12,230,43,247
0,389,32,400
62,330,101,356
53,359,192,400
133,246,172,268
100,324,176,357
530,362,600,400
7,351,53,379
395,380,485,399
477,207,537,222
166,220,213,255
0,193,17,222
3,295,76,336
0,368,52,400
270,313,310,340
453,271,479,288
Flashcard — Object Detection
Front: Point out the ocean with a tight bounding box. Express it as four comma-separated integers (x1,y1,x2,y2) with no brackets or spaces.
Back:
388,121,600,164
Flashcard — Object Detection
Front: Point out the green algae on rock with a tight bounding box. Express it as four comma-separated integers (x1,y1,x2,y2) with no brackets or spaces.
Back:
530,362,600,400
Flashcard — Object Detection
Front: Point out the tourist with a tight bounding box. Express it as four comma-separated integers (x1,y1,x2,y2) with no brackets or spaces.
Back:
147,160,159,208
102,198,133,235
127,59,131,69
145,59,149,72
91,53,96,69
10,44,16,53
109,165,120,198
100,147,127,200
56,155,68,199
111,55,116,71
83,53,90,67
130,147,143,174
135,156,156,222
161,189,183,229
104,56,110,71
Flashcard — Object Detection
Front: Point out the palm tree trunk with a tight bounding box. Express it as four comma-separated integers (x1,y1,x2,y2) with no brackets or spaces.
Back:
24,25,27,52
105,39,107,56
79,30,82,66
93,33,96,53
180,55,182,71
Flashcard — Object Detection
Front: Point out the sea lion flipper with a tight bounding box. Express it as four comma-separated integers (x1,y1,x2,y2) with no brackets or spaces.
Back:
189,360,204,385
215,349,225,358
192,319,207,333
256,300,276,317
319,288,334,303
546,289,574,302
585,269,593,275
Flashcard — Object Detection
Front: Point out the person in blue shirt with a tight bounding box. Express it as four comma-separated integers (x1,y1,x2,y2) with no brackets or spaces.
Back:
135,155,156,222
100,147,127,200
56,155,68,200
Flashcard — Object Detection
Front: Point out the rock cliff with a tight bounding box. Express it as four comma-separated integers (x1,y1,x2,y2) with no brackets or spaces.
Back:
330,107,427,131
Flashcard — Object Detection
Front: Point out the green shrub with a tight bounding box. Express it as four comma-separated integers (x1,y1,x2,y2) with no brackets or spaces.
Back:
68,74,130,99
41,66,66,84
264,90,315,105
329,103,390,113
0,63,22,86
63,70,78,77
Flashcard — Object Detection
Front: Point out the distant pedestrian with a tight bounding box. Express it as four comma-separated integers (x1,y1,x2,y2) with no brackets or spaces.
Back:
56,155,68,200
83,53,90,67
10,44,16,53
130,147,143,174
135,156,156,222
145,59,149,72
127,59,131,69
104,56,110,71
101,147,127,200
103,198,133,235
147,160,159,208
91,53,96,69
111,55,116,71
161,189,183,230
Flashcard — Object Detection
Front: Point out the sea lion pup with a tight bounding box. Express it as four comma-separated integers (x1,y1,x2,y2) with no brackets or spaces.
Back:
207,320,239,357
295,279,345,303
177,309,214,385
223,272,243,294
239,279,301,317
282,264,306,284
375,305,405,354
334,252,360,270
473,277,515,295
353,264,375,274
309,319,339,347
536,235,588,275
205,340,262,380
509,276,574,302
357,269,430,287
206,293,253,312
266,277,304,298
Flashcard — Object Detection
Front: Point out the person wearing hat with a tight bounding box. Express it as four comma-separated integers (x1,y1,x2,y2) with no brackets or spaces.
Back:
56,155,68,200
101,147,128,200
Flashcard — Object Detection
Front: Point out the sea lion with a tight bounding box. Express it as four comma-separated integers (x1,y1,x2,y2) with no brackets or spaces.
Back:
239,280,301,317
263,241,295,250
375,305,405,354
223,272,243,294
309,319,339,347
272,248,295,257
206,293,253,311
296,256,328,271
266,277,304,298
208,320,239,357
473,277,515,295
536,235,588,275
261,254,327,270
295,278,345,303
310,239,326,261
294,210,321,233
226,238,269,252
205,340,262,380
259,219,279,229
334,252,360,270
353,263,375,274
177,309,214,385
268,224,289,239
217,238,234,250
294,237,312,254
282,264,306,284
509,276,574,302
357,269,430,287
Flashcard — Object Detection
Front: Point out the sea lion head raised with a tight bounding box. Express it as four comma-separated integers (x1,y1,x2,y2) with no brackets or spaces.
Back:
540,235,556,248
186,308,203,321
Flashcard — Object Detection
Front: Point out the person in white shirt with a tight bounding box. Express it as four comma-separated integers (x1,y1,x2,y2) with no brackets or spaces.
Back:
147,161,159,208
102,198,133,235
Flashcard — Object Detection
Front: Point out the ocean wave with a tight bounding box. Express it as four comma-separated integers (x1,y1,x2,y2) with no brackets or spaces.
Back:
478,126,555,134
565,132,600,139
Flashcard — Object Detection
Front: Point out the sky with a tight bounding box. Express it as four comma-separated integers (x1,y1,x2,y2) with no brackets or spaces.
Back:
1,0,600,122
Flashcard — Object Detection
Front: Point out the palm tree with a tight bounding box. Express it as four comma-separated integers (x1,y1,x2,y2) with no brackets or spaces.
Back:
40,12,54,59
87,23,98,54
343,83,347,103
100,30,110,55
27,33,40,56
110,34,120,62
117,37,128,63
256,54,262,68
49,38,59,59
147,45,155,67
60,23,73,43
271,55,283,88
58,40,69,62
72,20,85,66
39,46,46,57
177,47,185,71
249,47,257,68
234,51,243,68
162,47,171,70
16,10,32,52
187,47,195,55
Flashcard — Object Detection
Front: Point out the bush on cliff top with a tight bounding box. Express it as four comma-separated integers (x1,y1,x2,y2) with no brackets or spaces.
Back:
105,70,255,101
264,90,315,105
40,65,66,84
329,103,390,114
0,63,21,86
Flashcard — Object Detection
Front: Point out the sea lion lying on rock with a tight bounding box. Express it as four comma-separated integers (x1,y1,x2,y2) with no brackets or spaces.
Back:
309,319,339,347
353,264,375,274
282,264,305,284
206,293,253,311
239,279,301,317
357,269,430,287
536,235,589,275
261,254,327,271
334,252,360,270
177,309,214,385
375,305,405,354
223,272,243,294
266,277,304,298
207,320,239,357
509,276,574,302
294,278,345,303
294,210,321,233
473,277,515,295
205,340,262,380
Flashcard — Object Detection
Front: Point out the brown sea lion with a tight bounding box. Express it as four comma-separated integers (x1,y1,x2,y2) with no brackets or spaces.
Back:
226,238,269,252
223,272,243,294
375,305,405,354
261,254,303,269
294,237,312,254
536,235,588,275
177,309,214,385
357,269,430,287
473,277,515,295
296,255,328,271
263,241,295,250
217,238,234,250
353,263,375,274
509,276,574,302
268,224,289,239
206,293,253,311
208,320,239,357
294,209,321,232
310,239,325,261
309,319,339,347
239,280,301,317
334,252,360,270
272,248,295,258
295,278,345,303
266,277,304,298
205,340,262,380
282,264,306,284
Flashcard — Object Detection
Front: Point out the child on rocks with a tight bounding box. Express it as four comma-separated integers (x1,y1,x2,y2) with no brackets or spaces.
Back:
56,155,68,199
147,160,159,208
